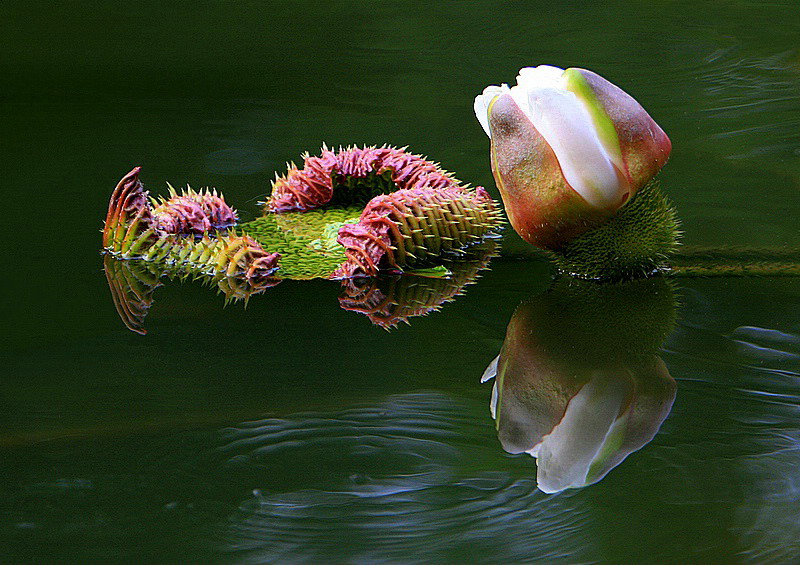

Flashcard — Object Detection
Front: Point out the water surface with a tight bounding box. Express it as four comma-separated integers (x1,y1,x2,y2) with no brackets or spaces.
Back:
2,1,800,562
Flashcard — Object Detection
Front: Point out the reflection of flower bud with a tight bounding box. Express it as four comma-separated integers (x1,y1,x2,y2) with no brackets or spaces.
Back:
475,66,671,249
483,278,677,493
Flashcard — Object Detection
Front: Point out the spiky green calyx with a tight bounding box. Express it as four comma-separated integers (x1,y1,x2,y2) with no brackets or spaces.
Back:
544,180,681,281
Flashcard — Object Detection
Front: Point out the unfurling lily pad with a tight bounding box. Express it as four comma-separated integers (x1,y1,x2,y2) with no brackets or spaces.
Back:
100,147,504,333
102,147,503,283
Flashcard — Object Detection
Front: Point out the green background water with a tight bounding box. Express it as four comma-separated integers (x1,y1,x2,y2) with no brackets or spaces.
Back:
2,1,799,562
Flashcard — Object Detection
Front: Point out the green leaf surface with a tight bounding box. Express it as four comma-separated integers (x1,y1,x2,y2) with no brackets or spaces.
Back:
239,207,362,279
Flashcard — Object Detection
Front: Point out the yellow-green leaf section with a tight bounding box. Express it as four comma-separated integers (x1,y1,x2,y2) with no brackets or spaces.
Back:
239,207,361,280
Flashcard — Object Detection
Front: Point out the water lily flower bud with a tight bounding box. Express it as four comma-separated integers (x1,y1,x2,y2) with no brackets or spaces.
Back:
475,65,671,249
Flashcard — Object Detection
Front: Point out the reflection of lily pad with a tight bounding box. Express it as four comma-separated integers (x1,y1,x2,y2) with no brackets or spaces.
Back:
405,266,453,278
339,240,497,329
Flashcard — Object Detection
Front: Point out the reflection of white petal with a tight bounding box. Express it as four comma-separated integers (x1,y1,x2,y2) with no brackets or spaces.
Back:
526,443,542,458
483,355,500,420
535,371,629,494
481,355,499,383
489,382,498,420
473,85,508,138
528,87,622,209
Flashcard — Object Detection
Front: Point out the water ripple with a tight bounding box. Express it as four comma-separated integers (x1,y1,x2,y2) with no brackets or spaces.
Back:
696,47,800,169
210,392,595,563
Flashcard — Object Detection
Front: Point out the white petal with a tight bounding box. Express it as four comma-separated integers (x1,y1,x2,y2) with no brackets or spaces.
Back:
507,86,530,118
528,87,623,209
474,85,508,138
511,66,566,115
516,65,565,90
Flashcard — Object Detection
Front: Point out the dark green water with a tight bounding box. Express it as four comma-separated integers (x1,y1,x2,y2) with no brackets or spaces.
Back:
3,1,800,562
